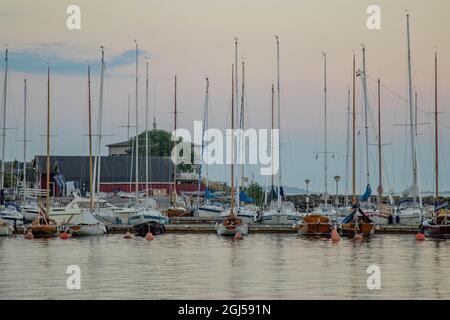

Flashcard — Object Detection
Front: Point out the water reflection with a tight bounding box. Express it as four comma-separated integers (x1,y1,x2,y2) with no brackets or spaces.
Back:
0,234,449,299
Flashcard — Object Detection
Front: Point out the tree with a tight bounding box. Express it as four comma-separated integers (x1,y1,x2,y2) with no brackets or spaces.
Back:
243,182,264,206
131,129,194,171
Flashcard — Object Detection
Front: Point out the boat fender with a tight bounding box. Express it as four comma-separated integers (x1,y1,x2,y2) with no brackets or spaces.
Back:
59,232,71,240
353,233,363,241
145,232,154,241
24,230,34,240
415,233,425,241
234,232,244,241
331,229,340,242
124,231,133,239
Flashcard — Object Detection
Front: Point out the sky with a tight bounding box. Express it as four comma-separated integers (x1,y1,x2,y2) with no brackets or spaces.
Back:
0,0,450,194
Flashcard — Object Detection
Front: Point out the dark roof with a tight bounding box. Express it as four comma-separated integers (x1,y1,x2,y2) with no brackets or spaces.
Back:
106,140,130,147
33,155,173,186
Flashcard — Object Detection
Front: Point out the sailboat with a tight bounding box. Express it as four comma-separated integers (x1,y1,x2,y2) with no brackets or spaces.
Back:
193,77,224,218
30,66,58,238
166,75,190,217
0,49,24,227
394,13,425,226
339,53,375,237
298,52,333,236
69,65,106,236
420,51,450,238
216,64,248,236
127,42,169,226
260,36,300,225
357,45,389,225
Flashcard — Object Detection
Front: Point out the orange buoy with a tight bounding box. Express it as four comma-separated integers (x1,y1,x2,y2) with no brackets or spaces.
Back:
331,229,340,242
24,230,34,240
59,232,71,240
234,232,244,241
416,232,426,241
123,231,133,239
353,233,363,241
145,232,154,241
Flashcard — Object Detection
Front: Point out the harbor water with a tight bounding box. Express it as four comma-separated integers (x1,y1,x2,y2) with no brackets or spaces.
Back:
0,234,449,299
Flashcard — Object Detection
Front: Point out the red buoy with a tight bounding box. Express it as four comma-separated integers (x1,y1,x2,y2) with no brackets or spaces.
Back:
331,229,340,242
416,233,426,241
59,232,71,240
24,230,34,240
145,232,154,241
234,232,244,241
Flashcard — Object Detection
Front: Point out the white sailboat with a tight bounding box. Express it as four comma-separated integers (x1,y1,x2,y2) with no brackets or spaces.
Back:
193,77,223,218
216,62,248,236
127,41,169,225
357,45,388,225
69,65,106,236
395,13,425,226
260,35,300,225
0,48,23,227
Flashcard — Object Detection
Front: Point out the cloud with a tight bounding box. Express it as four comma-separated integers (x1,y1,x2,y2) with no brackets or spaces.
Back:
3,43,148,75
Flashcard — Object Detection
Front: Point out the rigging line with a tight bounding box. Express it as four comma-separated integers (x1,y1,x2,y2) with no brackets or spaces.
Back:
366,74,450,130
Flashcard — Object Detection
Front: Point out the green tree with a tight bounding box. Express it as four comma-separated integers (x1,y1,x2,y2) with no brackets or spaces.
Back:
131,129,194,171
243,182,264,206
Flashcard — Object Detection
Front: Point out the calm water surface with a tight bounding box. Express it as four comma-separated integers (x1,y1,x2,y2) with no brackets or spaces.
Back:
0,233,449,299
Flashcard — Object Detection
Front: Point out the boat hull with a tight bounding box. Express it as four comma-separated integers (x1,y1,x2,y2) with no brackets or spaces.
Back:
339,222,375,236
133,221,166,237
166,207,190,217
297,215,332,236
260,213,299,225
31,225,58,238
70,224,107,236
215,222,248,236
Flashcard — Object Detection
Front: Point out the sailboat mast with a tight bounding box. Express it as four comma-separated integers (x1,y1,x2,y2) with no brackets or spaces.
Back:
345,88,350,207
352,53,356,205
240,60,245,192
134,41,139,201
234,38,239,200
361,45,371,192
1,49,8,190
230,65,235,216
87,65,94,211
95,46,105,199
23,78,27,195
127,94,131,139
434,51,438,198
145,57,149,199
197,77,209,206
275,35,281,209
377,78,382,207
406,13,417,197
323,52,328,205
271,82,275,187
173,75,177,202
46,66,51,212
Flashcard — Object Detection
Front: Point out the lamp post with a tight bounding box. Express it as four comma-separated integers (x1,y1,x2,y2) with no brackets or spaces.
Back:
305,179,311,212
334,175,341,206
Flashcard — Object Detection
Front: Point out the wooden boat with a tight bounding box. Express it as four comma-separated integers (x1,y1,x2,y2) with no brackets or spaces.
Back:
216,213,248,236
31,67,58,239
216,58,248,237
166,205,190,217
297,214,332,237
339,207,375,237
421,203,450,239
31,206,58,238
419,53,450,239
